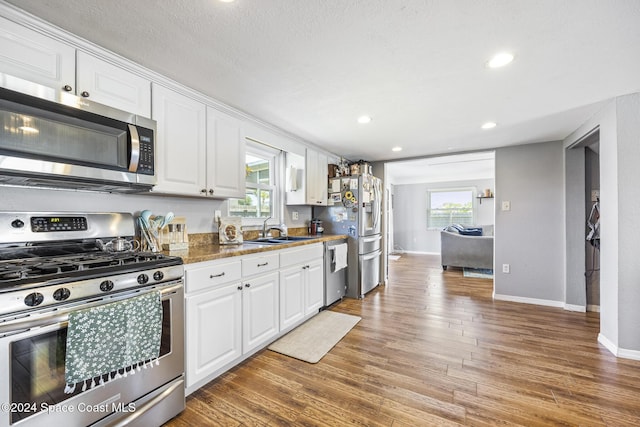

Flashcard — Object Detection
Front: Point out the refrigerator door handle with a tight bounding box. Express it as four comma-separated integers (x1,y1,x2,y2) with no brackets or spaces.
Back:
362,249,382,261
374,179,381,231
361,235,382,243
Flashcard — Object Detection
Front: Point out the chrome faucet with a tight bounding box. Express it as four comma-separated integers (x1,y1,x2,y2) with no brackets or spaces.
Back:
261,217,288,238
267,223,288,238
262,216,272,238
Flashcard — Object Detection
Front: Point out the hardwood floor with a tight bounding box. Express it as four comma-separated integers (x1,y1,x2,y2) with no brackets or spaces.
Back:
166,253,640,426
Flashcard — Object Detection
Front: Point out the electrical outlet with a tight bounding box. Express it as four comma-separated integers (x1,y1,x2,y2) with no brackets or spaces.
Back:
501,201,511,211
292,211,299,220
591,190,600,202
502,264,510,273
214,210,221,223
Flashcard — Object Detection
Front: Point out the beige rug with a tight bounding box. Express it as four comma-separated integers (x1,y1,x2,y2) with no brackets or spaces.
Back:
268,311,361,363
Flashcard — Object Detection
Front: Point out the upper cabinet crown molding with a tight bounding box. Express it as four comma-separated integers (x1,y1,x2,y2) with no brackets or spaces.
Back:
0,15,151,117
0,3,343,186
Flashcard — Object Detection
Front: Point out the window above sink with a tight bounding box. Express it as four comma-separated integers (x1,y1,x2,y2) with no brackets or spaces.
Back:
228,141,282,226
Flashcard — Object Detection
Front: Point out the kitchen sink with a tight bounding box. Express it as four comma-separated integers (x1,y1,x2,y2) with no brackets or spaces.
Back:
244,236,318,245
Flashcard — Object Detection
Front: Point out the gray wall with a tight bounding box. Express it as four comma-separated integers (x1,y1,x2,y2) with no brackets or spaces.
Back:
393,178,495,253
566,92,640,355
494,141,565,303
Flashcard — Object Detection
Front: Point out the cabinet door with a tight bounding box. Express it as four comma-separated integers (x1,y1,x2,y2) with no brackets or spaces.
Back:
304,259,324,315
186,283,242,388
76,52,151,117
152,83,207,195
279,266,305,330
306,148,328,205
206,107,246,198
0,16,74,91
242,272,279,353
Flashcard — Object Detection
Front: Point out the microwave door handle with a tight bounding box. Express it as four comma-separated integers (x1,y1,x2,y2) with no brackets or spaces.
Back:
128,124,140,172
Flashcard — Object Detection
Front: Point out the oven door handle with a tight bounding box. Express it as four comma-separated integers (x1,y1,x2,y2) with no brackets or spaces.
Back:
107,377,184,427
0,282,182,335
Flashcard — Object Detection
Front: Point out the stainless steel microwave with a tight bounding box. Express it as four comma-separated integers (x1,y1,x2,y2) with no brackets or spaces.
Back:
0,76,156,192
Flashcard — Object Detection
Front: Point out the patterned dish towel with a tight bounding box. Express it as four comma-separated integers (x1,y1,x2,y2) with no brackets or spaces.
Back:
64,291,162,394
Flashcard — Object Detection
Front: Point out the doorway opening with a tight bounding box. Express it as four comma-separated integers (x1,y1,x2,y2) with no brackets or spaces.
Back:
383,152,495,284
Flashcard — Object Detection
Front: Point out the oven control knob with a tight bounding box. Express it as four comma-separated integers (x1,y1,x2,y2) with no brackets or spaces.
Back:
53,287,71,301
11,219,24,228
153,271,164,281
24,292,44,307
99,280,115,292
137,274,149,284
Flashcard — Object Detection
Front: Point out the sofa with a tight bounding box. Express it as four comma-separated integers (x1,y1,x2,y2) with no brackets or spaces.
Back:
440,224,494,270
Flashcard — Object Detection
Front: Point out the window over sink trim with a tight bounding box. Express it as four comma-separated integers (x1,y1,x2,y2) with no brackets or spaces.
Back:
228,140,283,227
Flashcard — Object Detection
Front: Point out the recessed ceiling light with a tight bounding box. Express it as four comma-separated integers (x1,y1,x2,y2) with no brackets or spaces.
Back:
357,115,372,124
487,52,514,68
481,122,497,129
392,146,402,152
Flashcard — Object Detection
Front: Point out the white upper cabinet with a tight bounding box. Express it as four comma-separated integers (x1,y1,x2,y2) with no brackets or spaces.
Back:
285,148,328,206
306,148,328,206
0,16,74,90
0,16,151,117
152,83,207,195
76,52,151,117
206,106,246,198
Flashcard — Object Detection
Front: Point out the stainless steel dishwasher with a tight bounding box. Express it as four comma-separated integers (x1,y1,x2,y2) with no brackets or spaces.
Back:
324,238,348,306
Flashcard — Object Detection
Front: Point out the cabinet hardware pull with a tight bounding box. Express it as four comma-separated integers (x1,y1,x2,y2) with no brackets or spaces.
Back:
237,286,242,290
209,189,214,195
80,90,90,97
200,189,207,194
62,84,73,92
257,262,268,267
245,283,251,288
210,272,225,278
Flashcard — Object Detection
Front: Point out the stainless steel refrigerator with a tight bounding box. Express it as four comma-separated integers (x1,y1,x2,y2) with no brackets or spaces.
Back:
315,173,382,298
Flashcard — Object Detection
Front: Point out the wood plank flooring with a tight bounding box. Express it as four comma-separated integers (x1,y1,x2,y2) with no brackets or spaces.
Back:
165,253,640,426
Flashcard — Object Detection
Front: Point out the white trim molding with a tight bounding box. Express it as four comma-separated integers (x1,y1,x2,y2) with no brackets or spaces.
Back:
587,304,600,313
597,334,640,360
493,294,564,308
564,304,586,312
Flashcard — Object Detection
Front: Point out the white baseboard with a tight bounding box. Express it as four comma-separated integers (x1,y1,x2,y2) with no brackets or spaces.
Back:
587,304,600,312
598,333,618,356
493,293,564,308
597,333,640,360
564,304,586,312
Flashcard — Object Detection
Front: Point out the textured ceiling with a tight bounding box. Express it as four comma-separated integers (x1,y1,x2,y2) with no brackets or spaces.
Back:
6,0,640,162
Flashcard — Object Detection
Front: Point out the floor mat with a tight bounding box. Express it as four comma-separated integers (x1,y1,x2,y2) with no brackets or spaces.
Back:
463,267,494,279
268,311,361,363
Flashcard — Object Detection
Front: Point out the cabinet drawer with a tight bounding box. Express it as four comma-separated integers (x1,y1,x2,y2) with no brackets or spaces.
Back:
185,260,242,294
280,243,323,268
241,252,279,277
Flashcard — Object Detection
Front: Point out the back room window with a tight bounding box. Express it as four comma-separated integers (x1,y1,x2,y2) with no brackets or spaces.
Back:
427,188,474,229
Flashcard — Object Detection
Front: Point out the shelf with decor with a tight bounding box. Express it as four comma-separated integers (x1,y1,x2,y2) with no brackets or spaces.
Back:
477,195,494,205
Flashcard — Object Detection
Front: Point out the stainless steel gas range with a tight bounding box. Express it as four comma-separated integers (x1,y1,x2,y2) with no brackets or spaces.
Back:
0,212,185,427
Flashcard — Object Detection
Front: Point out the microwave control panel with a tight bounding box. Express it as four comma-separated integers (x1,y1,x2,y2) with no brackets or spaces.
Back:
135,126,155,175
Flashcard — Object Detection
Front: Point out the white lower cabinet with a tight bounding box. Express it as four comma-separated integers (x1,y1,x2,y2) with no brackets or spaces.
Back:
279,266,305,330
279,244,324,330
186,281,242,388
184,243,324,394
305,259,324,314
242,272,279,353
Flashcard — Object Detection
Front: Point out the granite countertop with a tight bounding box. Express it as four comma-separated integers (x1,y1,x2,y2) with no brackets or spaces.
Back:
169,234,348,265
